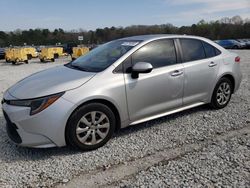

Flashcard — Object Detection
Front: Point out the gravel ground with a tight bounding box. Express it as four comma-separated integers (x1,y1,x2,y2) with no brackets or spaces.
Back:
0,50,249,187
117,133,250,188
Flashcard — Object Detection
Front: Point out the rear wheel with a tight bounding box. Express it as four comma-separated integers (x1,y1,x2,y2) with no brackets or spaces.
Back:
66,103,116,151
51,58,55,62
24,60,29,64
210,77,233,109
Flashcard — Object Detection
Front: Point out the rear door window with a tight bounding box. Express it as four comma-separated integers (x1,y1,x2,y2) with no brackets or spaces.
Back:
179,39,206,62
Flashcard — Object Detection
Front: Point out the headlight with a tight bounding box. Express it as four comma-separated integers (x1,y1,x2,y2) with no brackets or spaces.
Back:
8,92,65,115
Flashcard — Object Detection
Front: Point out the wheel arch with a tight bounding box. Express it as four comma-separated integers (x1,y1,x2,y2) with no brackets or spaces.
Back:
65,98,121,138
218,73,235,93
209,73,236,103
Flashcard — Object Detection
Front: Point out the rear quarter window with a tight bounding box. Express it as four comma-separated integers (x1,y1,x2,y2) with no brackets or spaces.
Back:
202,41,221,58
215,48,221,55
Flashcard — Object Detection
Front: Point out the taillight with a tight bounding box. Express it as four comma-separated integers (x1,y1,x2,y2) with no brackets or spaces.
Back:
235,56,240,63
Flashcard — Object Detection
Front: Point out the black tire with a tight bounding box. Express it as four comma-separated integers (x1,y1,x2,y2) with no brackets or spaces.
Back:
5,58,10,63
40,58,44,62
12,61,16,65
66,103,116,151
233,45,238,49
24,60,29,64
210,77,233,109
51,58,55,62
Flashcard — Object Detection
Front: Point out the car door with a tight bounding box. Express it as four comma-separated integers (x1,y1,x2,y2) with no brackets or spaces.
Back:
178,38,221,105
124,39,184,123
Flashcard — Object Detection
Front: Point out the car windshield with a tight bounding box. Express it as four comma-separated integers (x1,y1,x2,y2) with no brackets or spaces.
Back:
69,40,141,72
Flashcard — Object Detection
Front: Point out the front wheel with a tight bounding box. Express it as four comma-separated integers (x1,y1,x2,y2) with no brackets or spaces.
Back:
210,77,233,109
66,103,116,151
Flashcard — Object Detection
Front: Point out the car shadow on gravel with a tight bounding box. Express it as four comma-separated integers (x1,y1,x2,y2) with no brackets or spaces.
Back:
114,104,212,137
0,104,211,162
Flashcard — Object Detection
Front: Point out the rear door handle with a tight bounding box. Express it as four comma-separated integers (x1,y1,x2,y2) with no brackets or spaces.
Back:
171,70,183,77
208,62,217,67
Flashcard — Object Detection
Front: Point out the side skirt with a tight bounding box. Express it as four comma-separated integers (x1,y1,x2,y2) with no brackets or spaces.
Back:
129,102,206,126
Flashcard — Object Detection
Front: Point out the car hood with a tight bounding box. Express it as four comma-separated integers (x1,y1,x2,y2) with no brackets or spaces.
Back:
7,65,96,99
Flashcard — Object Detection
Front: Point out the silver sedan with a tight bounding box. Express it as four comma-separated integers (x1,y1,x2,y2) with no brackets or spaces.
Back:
2,35,242,150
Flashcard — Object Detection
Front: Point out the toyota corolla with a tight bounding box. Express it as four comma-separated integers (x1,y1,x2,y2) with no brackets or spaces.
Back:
2,35,242,150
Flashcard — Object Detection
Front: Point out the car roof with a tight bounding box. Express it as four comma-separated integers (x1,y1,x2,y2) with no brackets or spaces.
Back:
119,34,189,41
118,34,215,43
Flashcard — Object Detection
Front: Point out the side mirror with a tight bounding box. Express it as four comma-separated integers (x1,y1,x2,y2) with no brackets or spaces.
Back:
131,62,153,79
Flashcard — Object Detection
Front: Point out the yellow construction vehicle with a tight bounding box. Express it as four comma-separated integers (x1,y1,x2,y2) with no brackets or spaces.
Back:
71,46,89,60
5,48,15,63
39,47,63,62
11,48,31,64
6,47,37,64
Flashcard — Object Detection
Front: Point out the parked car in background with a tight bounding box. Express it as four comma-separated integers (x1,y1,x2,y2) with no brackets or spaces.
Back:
2,35,242,151
0,48,5,59
236,39,248,48
216,40,244,49
237,39,250,49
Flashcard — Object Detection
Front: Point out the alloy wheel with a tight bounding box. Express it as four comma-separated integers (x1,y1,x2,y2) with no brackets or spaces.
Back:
216,82,231,105
76,111,110,145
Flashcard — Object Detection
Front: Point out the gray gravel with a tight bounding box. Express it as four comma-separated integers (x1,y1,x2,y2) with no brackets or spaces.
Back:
0,50,249,187
117,133,250,188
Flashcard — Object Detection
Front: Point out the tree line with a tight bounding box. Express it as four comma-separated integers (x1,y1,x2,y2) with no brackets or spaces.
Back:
0,16,249,47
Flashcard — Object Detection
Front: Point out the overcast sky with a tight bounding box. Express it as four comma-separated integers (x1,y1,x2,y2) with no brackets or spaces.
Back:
1,0,249,31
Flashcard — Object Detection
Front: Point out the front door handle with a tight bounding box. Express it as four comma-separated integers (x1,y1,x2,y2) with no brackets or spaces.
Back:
208,62,217,67
171,70,183,77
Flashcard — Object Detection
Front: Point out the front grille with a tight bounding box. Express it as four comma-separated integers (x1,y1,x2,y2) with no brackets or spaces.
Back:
3,111,22,144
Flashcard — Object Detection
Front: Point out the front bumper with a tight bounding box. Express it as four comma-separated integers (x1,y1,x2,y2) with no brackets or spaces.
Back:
2,96,76,148
3,110,22,144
